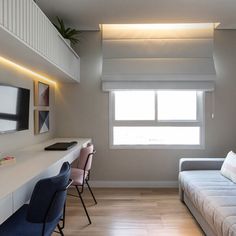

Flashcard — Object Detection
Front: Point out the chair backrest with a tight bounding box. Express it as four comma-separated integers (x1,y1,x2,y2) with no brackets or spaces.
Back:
77,143,94,171
26,162,71,223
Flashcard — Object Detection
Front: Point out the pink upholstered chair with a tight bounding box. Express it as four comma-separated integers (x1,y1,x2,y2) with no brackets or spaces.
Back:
70,143,97,224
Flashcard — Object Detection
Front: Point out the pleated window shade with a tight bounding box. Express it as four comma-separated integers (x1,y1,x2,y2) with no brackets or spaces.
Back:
101,24,216,91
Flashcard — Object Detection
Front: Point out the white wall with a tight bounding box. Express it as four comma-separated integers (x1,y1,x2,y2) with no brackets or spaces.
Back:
0,64,56,153
55,30,236,185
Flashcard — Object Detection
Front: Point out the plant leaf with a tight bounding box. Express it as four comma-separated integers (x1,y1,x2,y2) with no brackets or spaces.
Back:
53,16,81,44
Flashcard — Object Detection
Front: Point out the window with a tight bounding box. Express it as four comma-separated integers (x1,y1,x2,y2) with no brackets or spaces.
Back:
110,90,204,148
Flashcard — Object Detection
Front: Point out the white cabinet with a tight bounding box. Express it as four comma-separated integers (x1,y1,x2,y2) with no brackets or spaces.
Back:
0,0,80,82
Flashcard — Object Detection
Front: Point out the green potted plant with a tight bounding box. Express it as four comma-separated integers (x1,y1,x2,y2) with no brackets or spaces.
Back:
53,17,81,46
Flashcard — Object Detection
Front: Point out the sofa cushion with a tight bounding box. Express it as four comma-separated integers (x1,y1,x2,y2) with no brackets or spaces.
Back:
179,170,236,236
221,151,236,183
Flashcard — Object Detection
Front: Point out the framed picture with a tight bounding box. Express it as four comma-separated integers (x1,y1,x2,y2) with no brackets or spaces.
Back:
34,81,49,106
34,110,49,134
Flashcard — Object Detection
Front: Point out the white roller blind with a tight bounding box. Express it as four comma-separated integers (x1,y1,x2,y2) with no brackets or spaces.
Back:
101,24,216,91
103,39,213,58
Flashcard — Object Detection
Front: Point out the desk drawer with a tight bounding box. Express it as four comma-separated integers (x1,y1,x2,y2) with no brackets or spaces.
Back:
0,193,13,224
12,160,65,212
41,160,64,178
12,162,63,213
13,179,36,212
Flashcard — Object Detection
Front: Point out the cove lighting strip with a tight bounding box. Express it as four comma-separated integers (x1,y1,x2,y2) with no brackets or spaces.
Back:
102,23,219,30
0,56,57,86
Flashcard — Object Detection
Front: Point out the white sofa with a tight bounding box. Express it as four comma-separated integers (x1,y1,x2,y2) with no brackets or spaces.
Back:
179,158,236,236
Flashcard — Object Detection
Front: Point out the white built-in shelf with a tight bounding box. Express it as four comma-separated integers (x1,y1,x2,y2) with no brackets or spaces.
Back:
0,0,80,83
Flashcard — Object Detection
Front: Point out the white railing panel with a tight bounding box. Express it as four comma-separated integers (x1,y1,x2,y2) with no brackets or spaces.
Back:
0,0,80,82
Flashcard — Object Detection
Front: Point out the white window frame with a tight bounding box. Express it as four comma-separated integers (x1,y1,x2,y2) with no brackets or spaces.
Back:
109,90,205,149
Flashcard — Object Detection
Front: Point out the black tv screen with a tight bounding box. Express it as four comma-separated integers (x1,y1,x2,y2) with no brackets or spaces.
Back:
0,84,30,133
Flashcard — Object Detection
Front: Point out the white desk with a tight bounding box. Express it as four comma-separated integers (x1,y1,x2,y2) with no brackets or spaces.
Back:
0,138,91,224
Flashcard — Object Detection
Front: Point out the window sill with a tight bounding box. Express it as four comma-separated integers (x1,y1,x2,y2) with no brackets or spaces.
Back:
110,144,205,150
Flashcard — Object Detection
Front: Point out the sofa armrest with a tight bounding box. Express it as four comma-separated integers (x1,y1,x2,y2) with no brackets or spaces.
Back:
179,158,225,202
179,158,225,172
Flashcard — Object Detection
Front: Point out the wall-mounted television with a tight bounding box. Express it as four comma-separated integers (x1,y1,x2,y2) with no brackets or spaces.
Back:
0,84,30,134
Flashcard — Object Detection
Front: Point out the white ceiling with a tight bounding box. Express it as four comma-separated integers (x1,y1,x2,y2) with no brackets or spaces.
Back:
37,0,236,30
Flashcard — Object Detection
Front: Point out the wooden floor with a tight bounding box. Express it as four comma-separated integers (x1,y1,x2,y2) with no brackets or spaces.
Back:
54,188,204,236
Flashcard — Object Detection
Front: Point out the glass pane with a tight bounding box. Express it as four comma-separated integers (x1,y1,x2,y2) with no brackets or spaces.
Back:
113,126,200,145
114,91,155,120
157,91,197,120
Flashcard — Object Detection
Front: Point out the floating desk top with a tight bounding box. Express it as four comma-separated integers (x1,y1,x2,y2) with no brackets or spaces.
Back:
0,138,91,224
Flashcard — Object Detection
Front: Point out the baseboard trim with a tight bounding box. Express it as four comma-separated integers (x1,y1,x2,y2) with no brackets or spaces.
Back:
89,181,178,188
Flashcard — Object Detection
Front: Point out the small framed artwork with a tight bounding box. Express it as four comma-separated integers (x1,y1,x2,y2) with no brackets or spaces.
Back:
34,81,49,106
34,110,50,134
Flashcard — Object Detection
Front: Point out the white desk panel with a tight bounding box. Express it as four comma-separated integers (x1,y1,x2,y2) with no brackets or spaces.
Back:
0,138,91,223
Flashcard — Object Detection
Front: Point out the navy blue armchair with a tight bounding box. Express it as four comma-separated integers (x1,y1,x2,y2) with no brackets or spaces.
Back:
0,162,71,236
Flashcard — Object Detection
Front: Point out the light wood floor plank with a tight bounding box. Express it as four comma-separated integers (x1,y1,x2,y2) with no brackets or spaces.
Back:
54,188,203,236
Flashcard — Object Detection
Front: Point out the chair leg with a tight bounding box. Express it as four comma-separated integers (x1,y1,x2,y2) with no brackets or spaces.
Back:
76,186,92,224
60,203,66,229
86,180,97,204
57,224,64,236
